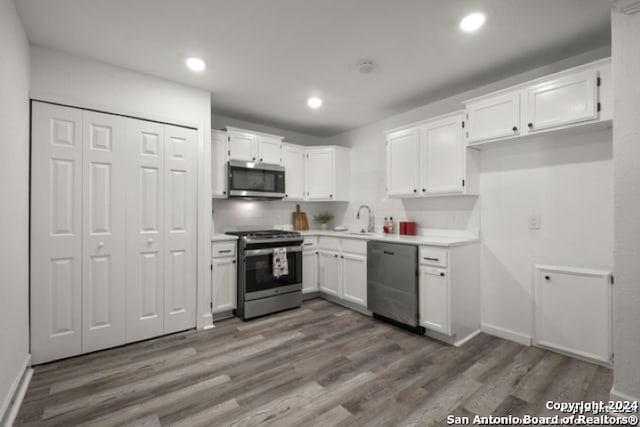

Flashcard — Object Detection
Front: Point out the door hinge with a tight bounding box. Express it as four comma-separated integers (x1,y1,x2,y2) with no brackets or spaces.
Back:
306,153,309,159
611,352,614,363
597,76,601,87
462,179,465,187
610,274,614,285
227,150,230,156
461,121,465,129
227,136,230,142
466,113,469,120
210,264,213,271
210,301,213,309
597,102,601,112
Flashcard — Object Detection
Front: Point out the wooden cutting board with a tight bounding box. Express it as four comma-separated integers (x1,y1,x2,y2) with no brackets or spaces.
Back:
292,204,309,230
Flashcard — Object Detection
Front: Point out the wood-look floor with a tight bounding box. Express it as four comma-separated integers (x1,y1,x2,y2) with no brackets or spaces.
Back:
15,299,612,426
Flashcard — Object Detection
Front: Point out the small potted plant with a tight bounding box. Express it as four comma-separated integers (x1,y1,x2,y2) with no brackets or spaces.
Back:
313,212,334,230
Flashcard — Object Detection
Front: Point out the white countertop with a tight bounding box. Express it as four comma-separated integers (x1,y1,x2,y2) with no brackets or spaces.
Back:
298,230,479,247
211,234,238,242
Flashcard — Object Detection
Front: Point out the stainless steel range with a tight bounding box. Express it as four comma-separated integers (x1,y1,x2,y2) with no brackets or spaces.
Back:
225,230,304,319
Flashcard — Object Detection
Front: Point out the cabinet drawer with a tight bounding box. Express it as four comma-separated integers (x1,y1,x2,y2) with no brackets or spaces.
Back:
302,237,318,250
212,242,237,258
341,238,367,255
419,247,447,267
319,236,341,251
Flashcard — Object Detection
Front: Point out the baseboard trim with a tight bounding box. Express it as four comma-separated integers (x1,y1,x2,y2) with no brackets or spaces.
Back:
0,354,32,426
454,329,482,347
481,322,531,346
610,386,640,403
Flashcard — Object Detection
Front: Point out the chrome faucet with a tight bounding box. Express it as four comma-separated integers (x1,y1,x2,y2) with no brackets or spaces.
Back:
356,205,375,233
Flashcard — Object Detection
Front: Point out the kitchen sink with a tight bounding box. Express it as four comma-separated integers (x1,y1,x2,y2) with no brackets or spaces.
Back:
345,231,379,236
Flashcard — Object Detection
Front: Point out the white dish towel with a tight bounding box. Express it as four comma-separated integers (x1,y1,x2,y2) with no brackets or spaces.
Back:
273,248,289,277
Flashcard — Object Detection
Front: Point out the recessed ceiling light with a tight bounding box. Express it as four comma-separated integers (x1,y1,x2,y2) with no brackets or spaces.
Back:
186,57,206,72
460,12,486,32
307,97,322,109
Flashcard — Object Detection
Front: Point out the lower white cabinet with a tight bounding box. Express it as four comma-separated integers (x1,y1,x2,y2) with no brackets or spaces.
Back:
317,237,367,308
533,265,612,364
418,243,479,345
211,257,237,313
318,249,341,296
341,253,367,306
302,237,319,293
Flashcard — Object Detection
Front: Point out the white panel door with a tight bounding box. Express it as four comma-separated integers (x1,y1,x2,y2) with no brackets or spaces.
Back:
228,130,256,162
525,70,598,132
211,257,237,313
31,102,84,364
82,111,127,353
318,250,341,296
386,128,421,197
163,125,197,333
302,250,318,293
282,144,305,200
341,253,367,306
534,266,611,364
419,266,450,335
422,114,464,195
306,148,334,200
466,91,520,144
126,120,165,342
257,136,282,164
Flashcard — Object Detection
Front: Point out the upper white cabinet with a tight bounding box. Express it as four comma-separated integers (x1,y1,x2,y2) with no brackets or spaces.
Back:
211,129,228,198
282,143,306,201
465,91,521,144
386,111,477,198
226,126,283,164
465,58,611,147
305,146,350,201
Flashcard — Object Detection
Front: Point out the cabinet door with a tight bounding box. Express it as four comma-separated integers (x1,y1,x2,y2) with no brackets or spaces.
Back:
318,249,341,296
212,257,237,313
525,70,598,133
466,91,520,144
341,253,367,306
82,111,127,353
211,130,228,198
282,144,305,200
386,128,421,196
30,102,83,364
302,250,319,293
422,115,464,195
419,266,450,335
126,119,165,343
257,136,282,165
163,125,197,333
228,130,256,162
306,148,334,200
534,266,611,363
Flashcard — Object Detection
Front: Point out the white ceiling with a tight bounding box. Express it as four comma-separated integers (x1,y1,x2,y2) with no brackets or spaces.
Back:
15,0,610,137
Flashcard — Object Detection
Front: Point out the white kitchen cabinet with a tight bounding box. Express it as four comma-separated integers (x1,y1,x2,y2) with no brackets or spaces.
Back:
305,146,350,201
302,237,319,293
418,243,479,345
386,127,421,197
385,111,477,198
211,245,237,313
226,126,283,165
341,252,367,306
533,265,612,364
318,249,341,296
282,143,306,200
465,91,521,144
257,135,283,164
524,69,598,133
31,102,198,364
211,129,228,198
419,266,450,335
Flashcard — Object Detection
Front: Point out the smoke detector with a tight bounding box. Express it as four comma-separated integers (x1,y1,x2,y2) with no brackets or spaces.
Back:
357,60,376,74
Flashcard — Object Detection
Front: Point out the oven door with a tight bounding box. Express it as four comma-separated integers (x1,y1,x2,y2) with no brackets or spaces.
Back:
228,160,285,199
243,246,302,300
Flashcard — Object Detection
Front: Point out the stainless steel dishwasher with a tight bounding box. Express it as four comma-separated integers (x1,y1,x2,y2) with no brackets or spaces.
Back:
367,241,424,334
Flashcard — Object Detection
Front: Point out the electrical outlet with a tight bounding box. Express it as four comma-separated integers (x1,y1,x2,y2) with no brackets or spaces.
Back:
528,215,541,230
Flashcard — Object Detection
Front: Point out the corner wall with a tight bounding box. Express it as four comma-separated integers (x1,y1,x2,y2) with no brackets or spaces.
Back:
611,2,640,402
0,0,31,419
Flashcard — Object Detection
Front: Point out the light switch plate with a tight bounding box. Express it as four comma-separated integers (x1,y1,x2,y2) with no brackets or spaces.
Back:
528,215,541,230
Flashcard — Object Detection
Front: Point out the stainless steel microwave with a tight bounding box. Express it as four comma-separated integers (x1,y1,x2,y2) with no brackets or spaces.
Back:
228,160,286,199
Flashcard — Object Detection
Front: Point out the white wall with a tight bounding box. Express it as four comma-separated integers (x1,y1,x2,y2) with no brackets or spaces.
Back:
212,113,325,146
480,130,613,343
30,46,214,328
0,0,31,419
611,3,640,402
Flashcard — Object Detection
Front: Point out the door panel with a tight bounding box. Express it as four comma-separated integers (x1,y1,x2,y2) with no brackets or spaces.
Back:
31,102,83,364
257,137,282,164
342,253,367,306
306,148,334,200
467,91,520,143
163,125,197,333
283,145,305,200
302,250,318,293
82,111,127,353
126,120,165,342
419,266,450,335
212,257,237,313
386,128,421,196
228,131,256,161
318,250,340,296
422,115,464,195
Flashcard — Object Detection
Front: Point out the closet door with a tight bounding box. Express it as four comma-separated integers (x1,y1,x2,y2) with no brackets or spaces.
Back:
81,111,127,352
126,120,165,342
31,102,83,364
163,125,197,333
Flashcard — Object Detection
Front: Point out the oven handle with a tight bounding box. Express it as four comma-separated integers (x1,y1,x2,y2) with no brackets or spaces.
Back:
244,246,303,257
